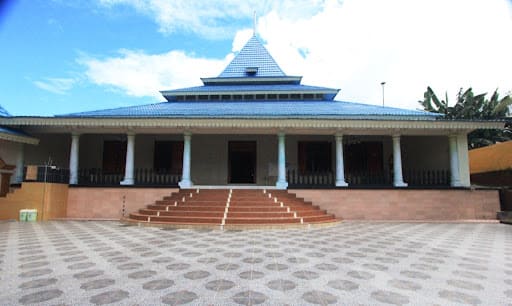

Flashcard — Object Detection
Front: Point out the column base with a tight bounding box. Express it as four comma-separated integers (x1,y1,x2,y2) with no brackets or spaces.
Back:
69,175,78,185
120,179,134,185
275,181,288,190
335,181,348,187
393,182,408,187
451,181,463,187
179,180,194,189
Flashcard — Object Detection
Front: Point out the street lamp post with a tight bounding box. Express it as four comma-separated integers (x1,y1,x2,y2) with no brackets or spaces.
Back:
381,81,386,107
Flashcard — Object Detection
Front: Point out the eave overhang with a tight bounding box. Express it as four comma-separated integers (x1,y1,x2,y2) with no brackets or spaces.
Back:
0,117,504,133
0,129,39,145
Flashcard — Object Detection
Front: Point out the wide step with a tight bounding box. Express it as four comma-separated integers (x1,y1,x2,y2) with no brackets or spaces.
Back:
123,189,341,228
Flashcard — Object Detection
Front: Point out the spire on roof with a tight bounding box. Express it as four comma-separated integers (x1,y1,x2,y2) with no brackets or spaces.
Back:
253,11,257,36
218,36,286,78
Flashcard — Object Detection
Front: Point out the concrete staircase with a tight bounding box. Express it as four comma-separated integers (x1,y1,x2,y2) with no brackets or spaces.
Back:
123,189,340,229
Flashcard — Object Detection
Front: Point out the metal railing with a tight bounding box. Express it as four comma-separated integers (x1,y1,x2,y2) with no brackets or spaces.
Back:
287,170,335,187
287,169,450,187
77,168,180,186
23,166,69,184
134,168,181,186
403,169,450,186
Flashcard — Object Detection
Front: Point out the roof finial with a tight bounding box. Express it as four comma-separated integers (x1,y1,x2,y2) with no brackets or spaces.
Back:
253,11,257,36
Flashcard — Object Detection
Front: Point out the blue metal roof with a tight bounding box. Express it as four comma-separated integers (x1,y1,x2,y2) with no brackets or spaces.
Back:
0,105,10,117
59,100,441,120
219,36,286,78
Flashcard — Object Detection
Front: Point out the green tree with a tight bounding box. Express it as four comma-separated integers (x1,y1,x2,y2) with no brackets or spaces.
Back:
419,87,512,148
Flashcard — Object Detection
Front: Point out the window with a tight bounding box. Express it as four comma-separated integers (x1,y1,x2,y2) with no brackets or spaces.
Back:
298,141,332,174
153,141,183,174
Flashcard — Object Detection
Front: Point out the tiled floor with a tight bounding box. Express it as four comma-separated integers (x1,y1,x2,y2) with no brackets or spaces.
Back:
0,221,511,305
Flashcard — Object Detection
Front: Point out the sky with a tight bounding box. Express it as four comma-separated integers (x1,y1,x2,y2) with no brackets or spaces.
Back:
0,0,511,116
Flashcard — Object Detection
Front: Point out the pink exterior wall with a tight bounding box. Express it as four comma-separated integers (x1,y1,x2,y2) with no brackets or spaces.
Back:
292,189,500,220
67,187,178,219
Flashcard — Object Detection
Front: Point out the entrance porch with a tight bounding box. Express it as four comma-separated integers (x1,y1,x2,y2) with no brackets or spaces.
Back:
20,131,468,189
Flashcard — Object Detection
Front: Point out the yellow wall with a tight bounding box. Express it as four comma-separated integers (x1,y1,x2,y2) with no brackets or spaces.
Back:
0,182,68,221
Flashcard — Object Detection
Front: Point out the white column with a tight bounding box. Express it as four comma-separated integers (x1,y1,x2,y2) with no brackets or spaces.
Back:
120,133,135,185
335,134,348,187
69,133,80,184
14,143,25,183
449,135,462,187
457,134,471,187
392,134,407,187
179,132,193,188
276,133,288,189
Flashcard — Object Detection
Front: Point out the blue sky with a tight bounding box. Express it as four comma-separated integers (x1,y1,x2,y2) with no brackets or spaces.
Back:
1,0,512,116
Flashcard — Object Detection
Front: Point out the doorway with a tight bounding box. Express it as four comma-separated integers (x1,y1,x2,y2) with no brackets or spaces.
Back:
228,141,256,184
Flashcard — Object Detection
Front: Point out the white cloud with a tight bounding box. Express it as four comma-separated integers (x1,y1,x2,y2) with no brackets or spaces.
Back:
96,0,333,38
258,0,512,109
80,49,232,100
85,0,512,109
34,77,76,94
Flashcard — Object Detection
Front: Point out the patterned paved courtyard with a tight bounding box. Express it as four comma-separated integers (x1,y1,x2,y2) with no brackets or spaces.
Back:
0,221,511,305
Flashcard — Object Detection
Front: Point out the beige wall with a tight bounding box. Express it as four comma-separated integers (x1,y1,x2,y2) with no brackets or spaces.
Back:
63,187,500,221
67,187,177,219
293,189,499,220
0,182,68,220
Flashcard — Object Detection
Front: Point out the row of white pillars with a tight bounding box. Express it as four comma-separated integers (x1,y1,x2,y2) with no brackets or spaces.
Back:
66,132,463,188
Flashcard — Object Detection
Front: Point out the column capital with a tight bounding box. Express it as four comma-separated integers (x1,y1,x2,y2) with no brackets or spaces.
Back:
183,131,192,137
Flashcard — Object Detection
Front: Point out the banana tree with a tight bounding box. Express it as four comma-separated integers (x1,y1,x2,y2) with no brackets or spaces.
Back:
419,87,512,148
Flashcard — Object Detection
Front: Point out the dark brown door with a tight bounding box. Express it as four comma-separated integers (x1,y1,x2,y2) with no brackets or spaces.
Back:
102,141,126,174
154,141,183,174
228,141,256,184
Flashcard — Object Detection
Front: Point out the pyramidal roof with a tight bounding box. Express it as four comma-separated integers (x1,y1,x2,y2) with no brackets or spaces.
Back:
218,35,286,78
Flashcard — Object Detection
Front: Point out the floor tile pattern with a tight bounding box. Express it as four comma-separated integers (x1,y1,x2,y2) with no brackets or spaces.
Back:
0,221,511,305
